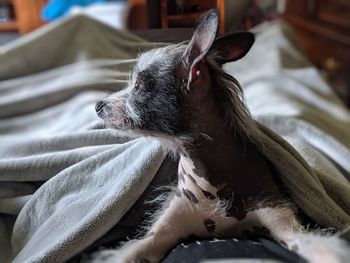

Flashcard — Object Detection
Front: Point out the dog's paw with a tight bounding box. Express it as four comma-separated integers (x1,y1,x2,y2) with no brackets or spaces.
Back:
293,232,350,263
85,249,122,263
85,248,154,263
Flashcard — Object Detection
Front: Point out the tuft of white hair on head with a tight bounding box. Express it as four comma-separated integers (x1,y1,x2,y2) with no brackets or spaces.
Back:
134,43,187,77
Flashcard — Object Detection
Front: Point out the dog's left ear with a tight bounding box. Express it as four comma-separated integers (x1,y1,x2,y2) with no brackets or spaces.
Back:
181,9,218,85
208,32,255,65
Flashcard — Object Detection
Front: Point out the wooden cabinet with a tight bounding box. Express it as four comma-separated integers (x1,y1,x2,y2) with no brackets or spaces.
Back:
0,0,47,34
284,0,350,106
160,0,226,35
128,0,229,35
128,0,149,30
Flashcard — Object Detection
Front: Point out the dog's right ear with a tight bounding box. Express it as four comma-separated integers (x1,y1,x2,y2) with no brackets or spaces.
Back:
208,32,255,65
181,9,219,86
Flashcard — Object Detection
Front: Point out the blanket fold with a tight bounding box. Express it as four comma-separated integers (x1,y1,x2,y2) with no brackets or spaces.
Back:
251,122,350,236
0,15,349,263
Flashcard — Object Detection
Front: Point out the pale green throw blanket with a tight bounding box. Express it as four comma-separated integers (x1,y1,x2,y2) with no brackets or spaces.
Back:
0,15,349,263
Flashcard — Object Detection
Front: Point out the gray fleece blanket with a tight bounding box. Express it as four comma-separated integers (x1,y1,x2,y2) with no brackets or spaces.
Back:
0,15,349,263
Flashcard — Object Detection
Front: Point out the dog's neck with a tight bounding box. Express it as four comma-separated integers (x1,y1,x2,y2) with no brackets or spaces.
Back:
178,91,279,198
180,114,248,184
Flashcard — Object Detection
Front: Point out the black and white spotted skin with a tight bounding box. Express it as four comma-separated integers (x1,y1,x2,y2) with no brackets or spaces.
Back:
92,9,349,263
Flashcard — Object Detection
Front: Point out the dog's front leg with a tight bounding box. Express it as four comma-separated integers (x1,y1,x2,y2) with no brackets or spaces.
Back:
89,194,204,263
254,206,349,263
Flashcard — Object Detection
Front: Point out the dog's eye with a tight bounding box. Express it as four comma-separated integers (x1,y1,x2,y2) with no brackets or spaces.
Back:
134,81,143,93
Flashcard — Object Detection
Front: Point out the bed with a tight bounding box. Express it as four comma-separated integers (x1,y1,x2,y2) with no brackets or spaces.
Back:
0,15,349,263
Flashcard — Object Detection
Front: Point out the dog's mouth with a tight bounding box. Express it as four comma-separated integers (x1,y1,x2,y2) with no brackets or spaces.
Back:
96,109,105,119
97,108,136,131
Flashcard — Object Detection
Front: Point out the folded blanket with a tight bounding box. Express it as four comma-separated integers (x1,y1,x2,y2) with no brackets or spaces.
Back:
226,22,350,235
0,15,349,263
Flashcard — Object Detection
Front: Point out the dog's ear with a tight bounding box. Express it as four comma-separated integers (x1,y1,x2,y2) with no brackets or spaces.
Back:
208,32,255,65
181,9,218,84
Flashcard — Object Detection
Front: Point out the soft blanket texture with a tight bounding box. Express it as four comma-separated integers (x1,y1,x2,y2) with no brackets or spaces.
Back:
0,15,349,263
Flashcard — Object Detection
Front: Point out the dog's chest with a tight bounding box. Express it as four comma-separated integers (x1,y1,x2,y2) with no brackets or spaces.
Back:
177,154,281,231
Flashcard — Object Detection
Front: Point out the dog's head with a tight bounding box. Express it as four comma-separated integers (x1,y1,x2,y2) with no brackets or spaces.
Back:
96,9,254,137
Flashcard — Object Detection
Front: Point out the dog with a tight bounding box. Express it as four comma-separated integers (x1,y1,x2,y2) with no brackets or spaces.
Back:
92,10,349,263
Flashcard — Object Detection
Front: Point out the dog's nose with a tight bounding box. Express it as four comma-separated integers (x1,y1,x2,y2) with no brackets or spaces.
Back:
95,100,105,113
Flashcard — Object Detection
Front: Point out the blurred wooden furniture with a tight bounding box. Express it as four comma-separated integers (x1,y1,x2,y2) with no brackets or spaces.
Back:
0,0,46,34
127,0,227,34
160,0,226,35
284,0,350,106
128,0,149,30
